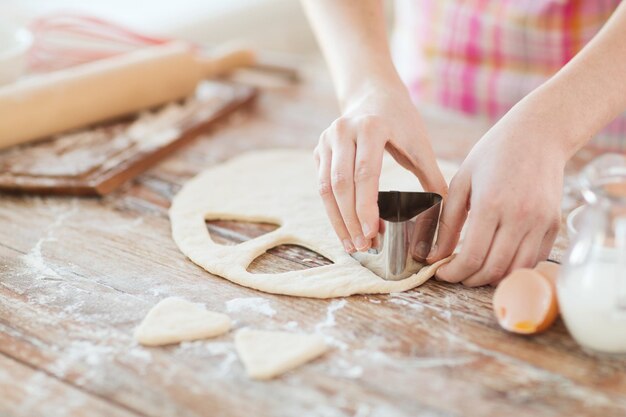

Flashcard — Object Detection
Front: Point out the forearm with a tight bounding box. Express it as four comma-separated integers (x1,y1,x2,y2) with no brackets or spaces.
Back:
520,1,626,158
301,0,406,110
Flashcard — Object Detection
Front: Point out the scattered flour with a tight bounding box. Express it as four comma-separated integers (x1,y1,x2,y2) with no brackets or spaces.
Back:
129,346,153,363
440,309,452,320
49,339,117,386
175,341,237,377
353,348,475,370
315,299,347,333
23,237,62,280
16,371,88,416
149,287,170,297
225,297,276,317
315,299,348,350
22,201,79,281
343,365,364,379
412,356,476,368
283,321,299,330
203,341,238,376
388,297,425,312
99,216,143,232
330,358,364,379
354,404,372,417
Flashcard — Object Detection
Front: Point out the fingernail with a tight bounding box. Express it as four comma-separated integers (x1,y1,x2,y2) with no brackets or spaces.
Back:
343,239,355,253
354,235,368,251
416,241,430,259
427,244,438,259
362,223,372,238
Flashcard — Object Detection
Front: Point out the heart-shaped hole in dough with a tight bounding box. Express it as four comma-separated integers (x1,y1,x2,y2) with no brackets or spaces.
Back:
247,244,333,273
206,219,280,245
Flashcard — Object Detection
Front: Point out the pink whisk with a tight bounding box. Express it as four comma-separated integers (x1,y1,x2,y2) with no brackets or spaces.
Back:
28,13,181,72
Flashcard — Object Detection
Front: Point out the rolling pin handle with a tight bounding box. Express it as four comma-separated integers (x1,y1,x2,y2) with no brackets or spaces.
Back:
197,48,256,78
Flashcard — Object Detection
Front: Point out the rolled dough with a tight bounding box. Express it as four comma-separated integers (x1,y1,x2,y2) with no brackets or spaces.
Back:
170,149,456,298
234,329,328,380
134,297,231,346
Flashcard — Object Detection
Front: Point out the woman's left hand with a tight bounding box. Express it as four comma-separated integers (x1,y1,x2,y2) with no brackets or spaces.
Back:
427,104,566,286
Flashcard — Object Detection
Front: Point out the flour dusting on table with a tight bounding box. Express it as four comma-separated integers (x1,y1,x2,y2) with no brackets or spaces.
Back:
315,299,348,350
283,321,299,330
178,340,237,377
22,200,79,280
388,296,425,312
225,297,276,317
315,299,347,332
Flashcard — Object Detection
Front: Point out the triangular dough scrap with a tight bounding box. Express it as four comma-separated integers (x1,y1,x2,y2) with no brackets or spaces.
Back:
135,297,231,346
235,329,328,380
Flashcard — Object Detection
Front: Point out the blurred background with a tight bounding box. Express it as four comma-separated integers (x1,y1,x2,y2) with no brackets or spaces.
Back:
2,0,396,55
1,0,321,54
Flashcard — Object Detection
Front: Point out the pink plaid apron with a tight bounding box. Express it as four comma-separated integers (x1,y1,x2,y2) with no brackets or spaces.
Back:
392,0,624,151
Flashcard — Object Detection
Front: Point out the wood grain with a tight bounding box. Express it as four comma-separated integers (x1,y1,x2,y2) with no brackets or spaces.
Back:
0,353,138,417
0,82,257,196
0,58,624,417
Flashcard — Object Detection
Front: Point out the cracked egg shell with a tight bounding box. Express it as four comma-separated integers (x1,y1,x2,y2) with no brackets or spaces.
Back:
493,268,559,335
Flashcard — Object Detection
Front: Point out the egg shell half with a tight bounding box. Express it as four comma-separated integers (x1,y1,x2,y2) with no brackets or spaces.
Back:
493,268,559,335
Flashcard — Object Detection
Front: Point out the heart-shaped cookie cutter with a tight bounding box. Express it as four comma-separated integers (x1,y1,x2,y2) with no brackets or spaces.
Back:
353,191,442,281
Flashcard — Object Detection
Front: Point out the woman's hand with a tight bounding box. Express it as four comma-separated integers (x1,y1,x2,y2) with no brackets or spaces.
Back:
427,104,566,286
314,85,448,253
302,0,448,253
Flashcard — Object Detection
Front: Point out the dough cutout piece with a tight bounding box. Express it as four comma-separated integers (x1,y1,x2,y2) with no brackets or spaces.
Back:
170,149,456,298
235,329,328,380
134,297,231,346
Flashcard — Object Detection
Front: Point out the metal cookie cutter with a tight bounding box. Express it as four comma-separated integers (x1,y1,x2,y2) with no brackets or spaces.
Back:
352,191,442,280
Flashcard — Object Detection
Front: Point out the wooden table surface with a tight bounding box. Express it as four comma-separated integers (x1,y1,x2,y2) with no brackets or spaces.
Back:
1,58,625,417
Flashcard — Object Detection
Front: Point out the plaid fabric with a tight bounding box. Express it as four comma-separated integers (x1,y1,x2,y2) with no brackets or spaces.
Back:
392,0,624,151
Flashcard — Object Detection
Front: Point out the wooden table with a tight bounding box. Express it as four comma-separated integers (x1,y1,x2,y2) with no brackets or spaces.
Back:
1,58,625,417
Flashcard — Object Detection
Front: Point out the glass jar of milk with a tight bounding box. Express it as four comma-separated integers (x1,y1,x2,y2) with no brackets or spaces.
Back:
559,154,626,355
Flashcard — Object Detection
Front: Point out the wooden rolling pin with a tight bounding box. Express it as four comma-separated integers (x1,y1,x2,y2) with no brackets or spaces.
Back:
0,42,255,150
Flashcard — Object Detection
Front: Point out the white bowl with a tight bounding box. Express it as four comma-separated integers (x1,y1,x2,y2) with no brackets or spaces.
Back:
0,22,32,85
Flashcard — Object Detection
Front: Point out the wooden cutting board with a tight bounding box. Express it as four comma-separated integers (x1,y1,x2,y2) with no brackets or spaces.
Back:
0,81,257,196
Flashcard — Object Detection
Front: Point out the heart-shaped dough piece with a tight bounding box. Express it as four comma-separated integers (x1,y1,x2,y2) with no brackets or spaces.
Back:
135,297,231,346
235,329,328,380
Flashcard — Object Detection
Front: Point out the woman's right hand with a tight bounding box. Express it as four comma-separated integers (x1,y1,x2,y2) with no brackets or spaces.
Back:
314,84,448,253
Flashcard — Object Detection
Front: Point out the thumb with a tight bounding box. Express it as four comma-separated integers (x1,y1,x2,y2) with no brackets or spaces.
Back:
427,172,470,263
